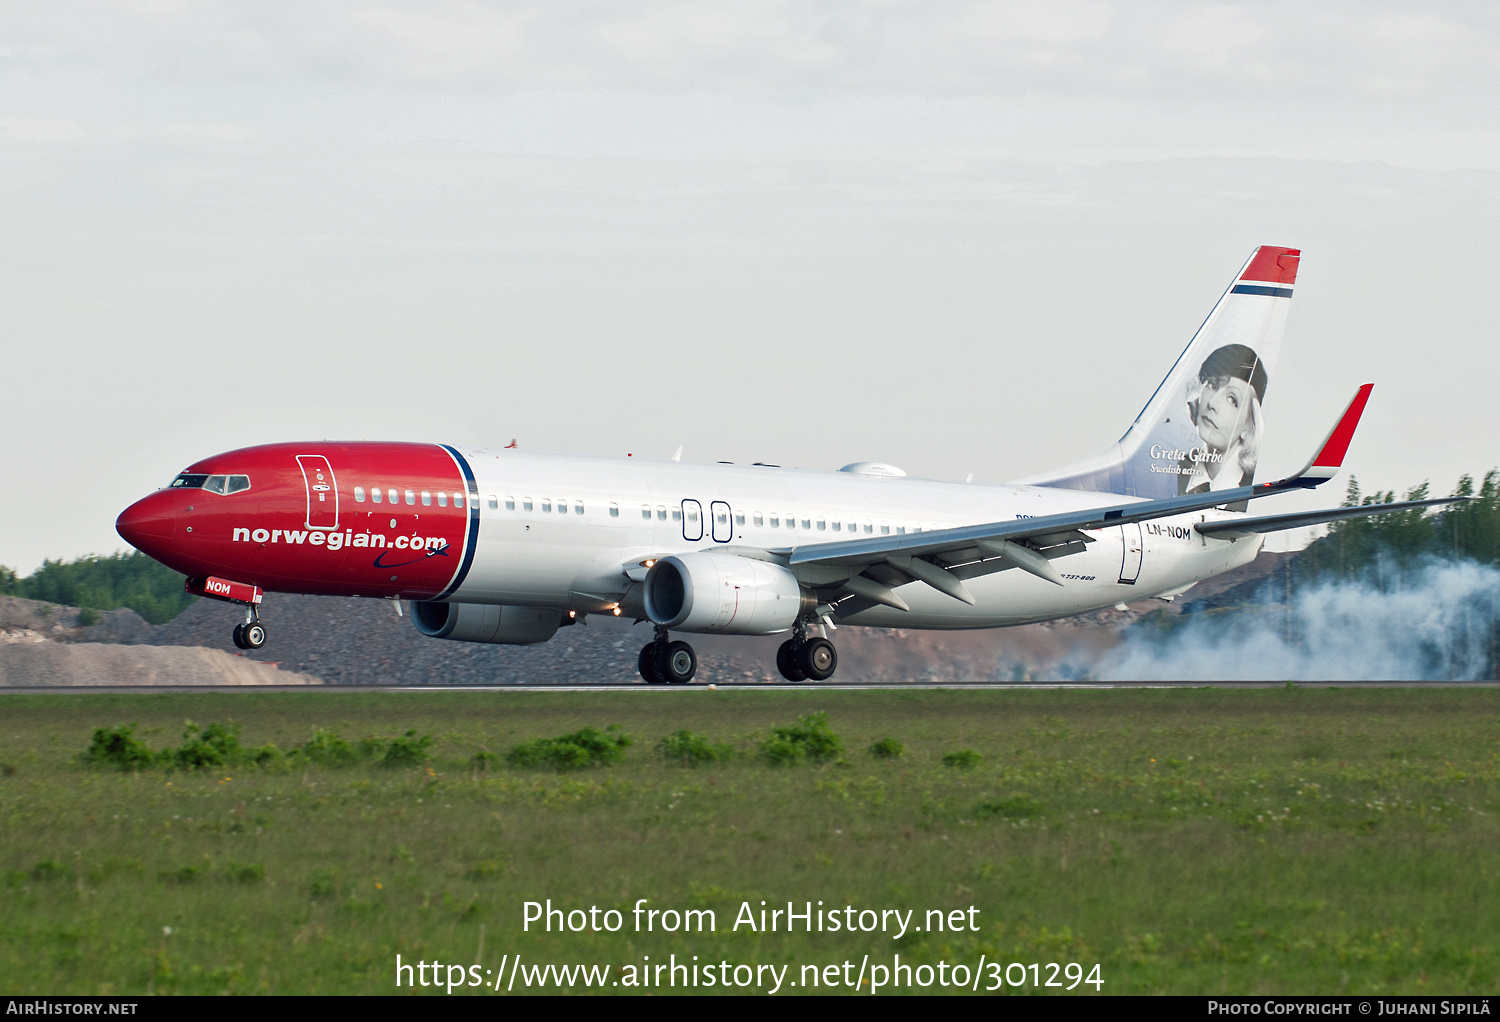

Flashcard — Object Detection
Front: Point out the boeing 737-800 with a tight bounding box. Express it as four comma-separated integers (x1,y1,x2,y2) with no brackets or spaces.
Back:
115,246,1458,683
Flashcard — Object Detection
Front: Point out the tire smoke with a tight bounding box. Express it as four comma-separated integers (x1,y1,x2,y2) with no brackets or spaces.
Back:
1095,559,1500,682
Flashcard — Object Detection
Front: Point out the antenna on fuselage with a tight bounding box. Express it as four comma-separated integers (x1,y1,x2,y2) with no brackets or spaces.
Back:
671,446,683,462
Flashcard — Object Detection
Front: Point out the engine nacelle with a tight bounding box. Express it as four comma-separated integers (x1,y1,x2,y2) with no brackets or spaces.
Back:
410,602,560,645
643,552,811,635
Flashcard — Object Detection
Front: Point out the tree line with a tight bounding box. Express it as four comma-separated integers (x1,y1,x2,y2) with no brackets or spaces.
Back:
1293,469,1500,583
0,552,195,625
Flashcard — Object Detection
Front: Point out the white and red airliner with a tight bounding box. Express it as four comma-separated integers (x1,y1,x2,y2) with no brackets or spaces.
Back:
116,247,1456,683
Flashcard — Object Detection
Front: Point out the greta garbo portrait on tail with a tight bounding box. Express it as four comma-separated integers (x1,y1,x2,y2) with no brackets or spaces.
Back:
1176,343,1267,495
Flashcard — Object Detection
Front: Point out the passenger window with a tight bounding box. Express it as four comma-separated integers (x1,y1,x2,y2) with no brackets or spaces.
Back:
832,521,841,531
506,497,516,511
801,518,811,530
881,524,890,535
864,522,873,534
769,515,779,527
469,492,478,509
816,518,826,530
609,503,619,518
405,490,416,505
848,522,857,533
672,508,682,522
734,513,745,526
437,492,447,507
656,506,667,521
204,476,227,494
523,498,533,512
686,508,697,523
575,502,584,515
557,500,567,514
541,499,552,512
421,491,432,506
753,513,763,527
641,505,652,519
388,488,399,504
354,486,366,503
487,495,498,510
896,526,906,534
453,492,465,509
372,488,383,504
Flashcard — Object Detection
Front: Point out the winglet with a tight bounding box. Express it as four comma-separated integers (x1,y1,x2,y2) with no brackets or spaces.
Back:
1290,384,1373,485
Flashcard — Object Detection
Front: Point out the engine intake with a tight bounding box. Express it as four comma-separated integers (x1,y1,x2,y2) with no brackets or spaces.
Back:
643,552,811,634
411,602,560,645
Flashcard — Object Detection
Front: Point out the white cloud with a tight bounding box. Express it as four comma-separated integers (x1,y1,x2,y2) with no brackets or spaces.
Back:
951,0,1111,43
1159,6,1266,72
350,5,531,78
0,119,86,143
161,123,258,141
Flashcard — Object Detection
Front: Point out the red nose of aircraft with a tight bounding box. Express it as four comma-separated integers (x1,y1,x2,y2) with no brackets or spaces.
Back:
115,491,178,558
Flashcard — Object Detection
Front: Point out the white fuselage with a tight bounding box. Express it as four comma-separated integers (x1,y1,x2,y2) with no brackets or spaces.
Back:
447,448,1264,631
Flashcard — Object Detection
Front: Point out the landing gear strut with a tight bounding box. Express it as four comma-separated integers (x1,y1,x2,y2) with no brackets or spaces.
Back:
638,626,697,685
232,605,267,650
776,623,838,682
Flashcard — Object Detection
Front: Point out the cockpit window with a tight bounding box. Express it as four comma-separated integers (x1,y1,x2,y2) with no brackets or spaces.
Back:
171,473,250,494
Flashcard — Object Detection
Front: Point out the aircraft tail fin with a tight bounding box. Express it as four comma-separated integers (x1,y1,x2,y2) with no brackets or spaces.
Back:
1017,245,1300,508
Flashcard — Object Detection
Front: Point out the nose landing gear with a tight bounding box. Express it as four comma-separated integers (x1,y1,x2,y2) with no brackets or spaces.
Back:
232,606,267,650
638,626,697,684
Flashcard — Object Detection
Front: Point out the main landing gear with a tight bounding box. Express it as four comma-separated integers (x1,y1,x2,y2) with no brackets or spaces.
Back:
636,623,838,685
231,605,267,650
638,626,697,685
776,627,838,682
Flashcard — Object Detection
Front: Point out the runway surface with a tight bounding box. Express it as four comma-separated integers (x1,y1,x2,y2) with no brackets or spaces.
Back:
1,681,1495,694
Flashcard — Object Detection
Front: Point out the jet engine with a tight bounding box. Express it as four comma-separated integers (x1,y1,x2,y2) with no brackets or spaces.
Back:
410,601,560,645
643,552,813,635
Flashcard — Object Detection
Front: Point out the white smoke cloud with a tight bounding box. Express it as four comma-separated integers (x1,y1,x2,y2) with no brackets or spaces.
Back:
1090,559,1500,682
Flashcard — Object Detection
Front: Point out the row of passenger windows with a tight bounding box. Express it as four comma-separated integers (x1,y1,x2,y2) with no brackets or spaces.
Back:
349,486,933,535
354,487,475,508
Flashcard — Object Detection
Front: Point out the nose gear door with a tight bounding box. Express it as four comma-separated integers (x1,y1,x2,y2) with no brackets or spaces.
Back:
296,455,339,531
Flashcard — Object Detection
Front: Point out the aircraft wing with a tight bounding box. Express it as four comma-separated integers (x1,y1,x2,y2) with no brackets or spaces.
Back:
783,385,1376,607
1194,496,1466,538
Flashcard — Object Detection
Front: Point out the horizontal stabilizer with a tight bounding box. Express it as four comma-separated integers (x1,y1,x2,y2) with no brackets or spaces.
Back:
1195,496,1467,538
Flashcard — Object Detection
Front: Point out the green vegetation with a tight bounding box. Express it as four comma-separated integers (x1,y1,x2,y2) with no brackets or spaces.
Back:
759,711,843,765
941,748,982,769
868,736,904,759
0,688,1497,995
0,551,194,624
81,721,434,774
657,728,733,766
507,725,632,770
81,724,154,772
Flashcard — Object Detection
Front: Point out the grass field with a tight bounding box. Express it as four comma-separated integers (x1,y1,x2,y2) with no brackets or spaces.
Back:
2,687,1497,995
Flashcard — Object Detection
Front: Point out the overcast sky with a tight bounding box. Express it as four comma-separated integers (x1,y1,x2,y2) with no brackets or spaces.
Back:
3,2,1498,573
